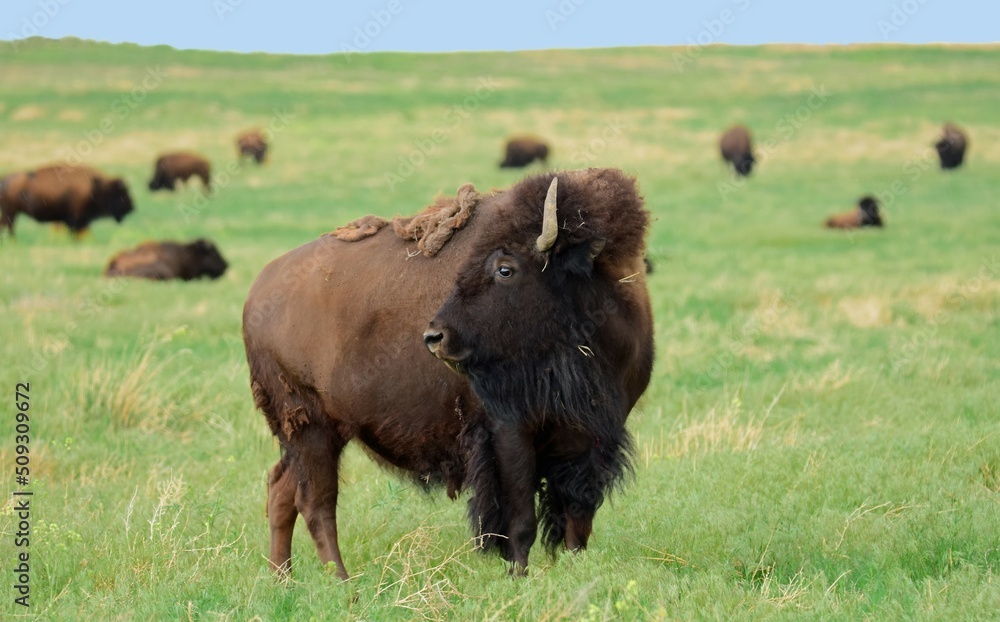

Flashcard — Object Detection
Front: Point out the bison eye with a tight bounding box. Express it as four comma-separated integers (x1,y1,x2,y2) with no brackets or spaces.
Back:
496,265,514,279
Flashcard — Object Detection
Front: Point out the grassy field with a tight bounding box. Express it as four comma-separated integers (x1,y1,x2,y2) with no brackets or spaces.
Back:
1,38,998,620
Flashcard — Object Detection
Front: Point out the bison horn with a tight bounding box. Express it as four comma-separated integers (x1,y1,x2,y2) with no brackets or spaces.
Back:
536,177,559,253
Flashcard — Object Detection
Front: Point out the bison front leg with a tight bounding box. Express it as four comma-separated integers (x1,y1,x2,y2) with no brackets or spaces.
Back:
492,423,538,576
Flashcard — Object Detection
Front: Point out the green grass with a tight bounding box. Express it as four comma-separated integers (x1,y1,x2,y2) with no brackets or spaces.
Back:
1,38,999,620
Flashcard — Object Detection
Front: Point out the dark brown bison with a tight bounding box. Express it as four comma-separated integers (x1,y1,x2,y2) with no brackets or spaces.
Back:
499,136,550,168
720,125,755,176
148,152,211,191
237,129,268,164
243,168,653,580
104,239,228,281
825,196,883,229
0,164,134,239
935,122,968,170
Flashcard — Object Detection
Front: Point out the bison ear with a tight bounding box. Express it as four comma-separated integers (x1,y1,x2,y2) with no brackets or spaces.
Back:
559,238,606,279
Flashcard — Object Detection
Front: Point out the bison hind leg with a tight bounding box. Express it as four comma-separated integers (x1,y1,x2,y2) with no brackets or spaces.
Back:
267,452,298,576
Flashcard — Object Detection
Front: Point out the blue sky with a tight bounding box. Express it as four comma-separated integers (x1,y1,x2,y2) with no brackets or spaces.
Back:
2,0,996,54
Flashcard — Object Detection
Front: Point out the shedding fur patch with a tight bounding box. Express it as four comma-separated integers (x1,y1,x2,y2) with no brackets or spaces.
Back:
325,184,479,256
391,184,479,257
329,215,389,241
280,405,310,438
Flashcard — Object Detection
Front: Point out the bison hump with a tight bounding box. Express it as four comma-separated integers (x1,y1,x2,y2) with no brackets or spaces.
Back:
326,183,480,257
391,183,479,257
329,215,390,242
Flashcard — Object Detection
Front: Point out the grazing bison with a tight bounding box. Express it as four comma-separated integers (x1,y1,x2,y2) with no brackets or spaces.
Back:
104,239,228,281
825,196,883,229
0,164,134,239
720,125,755,176
237,129,268,164
243,168,654,580
148,152,211,191
935,122,968,170
499,136,550,168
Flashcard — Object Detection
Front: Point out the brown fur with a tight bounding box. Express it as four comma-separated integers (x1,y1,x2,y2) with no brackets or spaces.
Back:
104,238,228,280
935,122,968,170
237,129,268,164
0,164,134,239
825,196,883,229
243,168,653,580
148,152,211,191
500,136,550,168
719,125,755,176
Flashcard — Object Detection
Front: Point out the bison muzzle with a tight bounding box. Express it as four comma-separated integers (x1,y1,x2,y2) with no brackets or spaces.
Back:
243,168,654,580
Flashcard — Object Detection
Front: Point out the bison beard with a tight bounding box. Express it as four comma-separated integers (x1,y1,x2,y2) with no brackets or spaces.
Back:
244,168,652,580
464,345,633,553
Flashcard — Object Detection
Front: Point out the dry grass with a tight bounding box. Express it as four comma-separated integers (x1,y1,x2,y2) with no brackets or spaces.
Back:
639,388,796,466
368,517,477,621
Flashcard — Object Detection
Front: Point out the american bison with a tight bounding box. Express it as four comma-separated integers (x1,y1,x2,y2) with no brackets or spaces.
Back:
499,136,550,168
825,196,883,229
720,124,755,176
148,152,211,191
935,122,968,170
237,129,268,164
0,164,134,239
104,239,228,281
243,168,654,579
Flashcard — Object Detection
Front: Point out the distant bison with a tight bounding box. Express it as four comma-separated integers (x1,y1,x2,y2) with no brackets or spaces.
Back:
499,136,550,168
243,169,653,580
720,125,755,176
825,196,883,229
935,122,968,170
105,239,228,280
148,152,211,191
237,129,268,164
0,164,134,239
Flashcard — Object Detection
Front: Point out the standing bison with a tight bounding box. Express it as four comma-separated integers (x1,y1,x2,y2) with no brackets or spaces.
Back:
935,122,968,170
825,196,883,229
243,168,654,579
0,164,134,239
104,239,228,281
719,125,755,176
499,136,550,168
237,129,268,164
148,152,212,191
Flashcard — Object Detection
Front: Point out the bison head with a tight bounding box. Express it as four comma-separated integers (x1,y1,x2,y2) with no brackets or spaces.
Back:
734,152,755,176
858,196,882,227
423,170,650,425
188,238,229,279
94,177,135,222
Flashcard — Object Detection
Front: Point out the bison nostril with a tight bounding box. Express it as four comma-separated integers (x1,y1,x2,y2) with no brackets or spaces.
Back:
423,329,444,352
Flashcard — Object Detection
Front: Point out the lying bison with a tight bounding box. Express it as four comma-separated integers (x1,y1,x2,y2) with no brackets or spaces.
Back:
148,152,212,191
499,136,550,168
243,168,654,579
720,125,755,176
935,122,968,170
105,239,228,281
0,164,134,239
237,129,268,164
825,196,883,229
